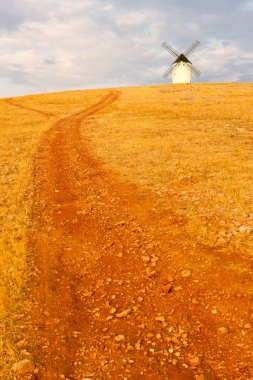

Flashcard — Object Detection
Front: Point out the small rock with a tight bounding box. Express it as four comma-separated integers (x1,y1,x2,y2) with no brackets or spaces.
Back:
155,316,165,323
146,269,156,278
12,359,35,376
181,270,191,278
195,375,206,380
117,220,127,226
146,243,155,249
116,309,131,318
115,335,125,342
217,326,229,335
162,284,172,294
238,225,249,233
171,336,180,344
178,327,185,335
189,356,201,367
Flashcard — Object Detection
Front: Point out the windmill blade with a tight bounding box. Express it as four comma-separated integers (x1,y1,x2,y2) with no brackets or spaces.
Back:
191,64,201,77
184,40,201,57
161,42,180,58
185,63,201,77
163,63,179,78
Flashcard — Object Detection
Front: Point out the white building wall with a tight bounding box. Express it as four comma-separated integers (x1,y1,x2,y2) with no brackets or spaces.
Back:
172,62,192,84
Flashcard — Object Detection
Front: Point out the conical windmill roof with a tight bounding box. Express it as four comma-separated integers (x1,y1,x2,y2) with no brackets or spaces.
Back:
173,53,191,64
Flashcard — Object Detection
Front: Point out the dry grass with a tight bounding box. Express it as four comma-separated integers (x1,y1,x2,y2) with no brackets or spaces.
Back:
0,83,252,377
0,89,105,378
81,83,253,253
0,100,51,378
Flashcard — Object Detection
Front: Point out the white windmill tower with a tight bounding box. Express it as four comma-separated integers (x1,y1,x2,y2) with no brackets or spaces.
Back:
161,40,201,84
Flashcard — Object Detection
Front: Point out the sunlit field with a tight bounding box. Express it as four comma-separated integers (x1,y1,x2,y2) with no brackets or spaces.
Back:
0,82,252,377
82,83,253,253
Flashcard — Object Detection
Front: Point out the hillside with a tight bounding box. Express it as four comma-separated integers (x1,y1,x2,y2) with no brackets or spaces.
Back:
0,83,253,379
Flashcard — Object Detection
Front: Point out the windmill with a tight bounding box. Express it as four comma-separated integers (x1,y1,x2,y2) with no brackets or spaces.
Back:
161,40,201,84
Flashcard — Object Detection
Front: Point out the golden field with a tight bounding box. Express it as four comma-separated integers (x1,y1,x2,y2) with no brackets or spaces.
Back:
82,83,253,252
0,83,252,377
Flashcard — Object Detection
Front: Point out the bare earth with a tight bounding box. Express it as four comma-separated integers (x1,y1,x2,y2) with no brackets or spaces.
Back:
19,90,253,379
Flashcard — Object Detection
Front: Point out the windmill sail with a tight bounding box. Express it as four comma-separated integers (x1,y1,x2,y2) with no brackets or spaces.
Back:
163,63,179,78
161,42,180,58
183,40,201,57
161,40,201,83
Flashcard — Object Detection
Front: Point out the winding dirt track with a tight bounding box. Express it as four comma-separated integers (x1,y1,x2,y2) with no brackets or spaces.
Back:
27,91,253,379
4,98,55,117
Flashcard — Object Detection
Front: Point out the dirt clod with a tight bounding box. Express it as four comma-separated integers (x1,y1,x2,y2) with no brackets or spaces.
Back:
12,359,35,376
189,356,201,368
217,326,229,335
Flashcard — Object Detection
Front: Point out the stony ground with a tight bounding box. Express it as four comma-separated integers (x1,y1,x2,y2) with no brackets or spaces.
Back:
11,91,253,379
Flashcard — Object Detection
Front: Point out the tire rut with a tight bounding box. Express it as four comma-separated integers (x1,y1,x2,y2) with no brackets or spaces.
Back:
27,90,253,380
3,98,55,117
28,90,195,379
29,90,123,379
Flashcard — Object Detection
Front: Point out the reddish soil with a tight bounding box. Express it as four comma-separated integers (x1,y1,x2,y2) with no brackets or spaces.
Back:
27,91,253,379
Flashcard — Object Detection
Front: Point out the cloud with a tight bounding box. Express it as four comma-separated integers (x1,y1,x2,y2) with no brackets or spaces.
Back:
242,0,253,11
0,0,252,97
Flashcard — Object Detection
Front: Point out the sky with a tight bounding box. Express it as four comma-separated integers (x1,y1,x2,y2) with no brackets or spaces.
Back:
0,0,253,97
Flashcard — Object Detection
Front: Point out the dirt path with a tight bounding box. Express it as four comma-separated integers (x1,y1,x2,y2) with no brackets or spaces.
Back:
3,98,55,117
27,91,253,380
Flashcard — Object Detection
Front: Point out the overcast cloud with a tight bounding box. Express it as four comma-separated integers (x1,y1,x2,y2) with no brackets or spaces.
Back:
0,0,252,97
